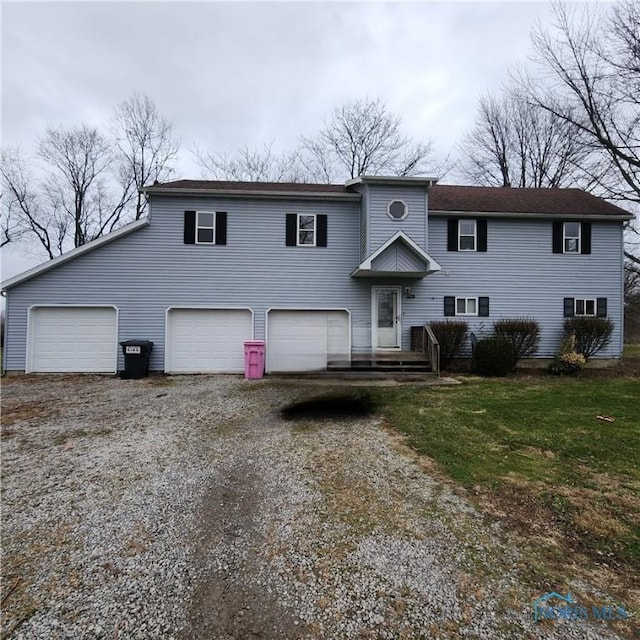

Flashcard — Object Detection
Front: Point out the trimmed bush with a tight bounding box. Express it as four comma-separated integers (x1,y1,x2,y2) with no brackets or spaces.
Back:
564,317,614,359
429,321,468,370
471,336,516,376
493,317,540,362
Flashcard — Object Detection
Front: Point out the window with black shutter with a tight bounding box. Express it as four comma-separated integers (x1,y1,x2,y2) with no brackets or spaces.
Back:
286,213,328,247
553,221,591,254
183,211,226,245
447,218,487,252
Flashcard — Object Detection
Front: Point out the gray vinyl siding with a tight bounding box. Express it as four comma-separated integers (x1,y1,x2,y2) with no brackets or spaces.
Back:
367,185,427,254
371,242,425,272
359,185,368,262
3,190,626,371
4,196,382,371
421,216,624,357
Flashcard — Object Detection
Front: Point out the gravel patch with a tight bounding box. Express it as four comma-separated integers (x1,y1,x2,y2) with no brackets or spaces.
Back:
1,375,629,639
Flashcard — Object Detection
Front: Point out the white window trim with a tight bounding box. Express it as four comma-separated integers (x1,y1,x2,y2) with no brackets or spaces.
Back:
458,220,477,251
563,222,581,254
387,199,408,221
297,213,317,247
196,211,216,245
574,298,596,316
455,297,479,316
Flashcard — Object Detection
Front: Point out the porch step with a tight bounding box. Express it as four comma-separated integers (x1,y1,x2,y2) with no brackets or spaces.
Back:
328,351,433,374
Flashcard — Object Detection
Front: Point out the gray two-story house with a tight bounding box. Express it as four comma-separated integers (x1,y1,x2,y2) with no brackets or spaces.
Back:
1,176,631,374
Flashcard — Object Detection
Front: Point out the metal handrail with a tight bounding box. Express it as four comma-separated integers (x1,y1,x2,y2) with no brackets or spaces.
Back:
423,324,440,376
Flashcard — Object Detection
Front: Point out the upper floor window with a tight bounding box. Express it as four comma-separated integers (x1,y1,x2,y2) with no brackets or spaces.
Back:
285,213,328,247
447,219,487,252
297,214,316,246
196,212,216,244
564,222,581,253
183,210,227,246
387,200,408,220
459,220,477,251
553,221,591,255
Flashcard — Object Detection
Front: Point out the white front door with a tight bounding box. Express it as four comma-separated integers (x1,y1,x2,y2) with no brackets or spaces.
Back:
372,287,401,349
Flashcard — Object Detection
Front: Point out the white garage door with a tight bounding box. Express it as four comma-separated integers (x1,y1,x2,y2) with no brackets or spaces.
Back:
166,308,253,373
267,310,350,373
29,306,117,373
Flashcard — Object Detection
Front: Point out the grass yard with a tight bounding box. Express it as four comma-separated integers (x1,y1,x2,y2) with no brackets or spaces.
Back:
624,343,640,358
375,376,640,582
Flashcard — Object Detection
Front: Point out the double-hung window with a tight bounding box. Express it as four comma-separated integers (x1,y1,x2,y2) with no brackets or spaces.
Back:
297,214,316,246
563,222,581,253
447,219,487,252
183,210,227,246
458,220,477,251
553,221,591,254
285,213,327,247
196,212,216,244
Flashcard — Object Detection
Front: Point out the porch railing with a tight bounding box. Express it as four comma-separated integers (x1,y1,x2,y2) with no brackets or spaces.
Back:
423,324,440,376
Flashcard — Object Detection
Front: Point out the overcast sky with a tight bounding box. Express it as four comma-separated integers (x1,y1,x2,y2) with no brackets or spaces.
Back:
1,0,558,280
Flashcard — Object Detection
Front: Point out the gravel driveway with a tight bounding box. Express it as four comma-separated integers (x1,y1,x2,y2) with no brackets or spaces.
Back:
1,375,627,639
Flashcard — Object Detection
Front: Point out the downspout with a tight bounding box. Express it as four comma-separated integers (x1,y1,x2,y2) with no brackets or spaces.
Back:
1,290,7,375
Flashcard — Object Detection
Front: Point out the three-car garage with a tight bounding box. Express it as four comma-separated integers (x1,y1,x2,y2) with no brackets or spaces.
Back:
24,306,351,374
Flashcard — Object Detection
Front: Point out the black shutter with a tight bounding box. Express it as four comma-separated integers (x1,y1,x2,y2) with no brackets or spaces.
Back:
447,219,458,251
184,211,196,244
317,214,327,247
215,212,227,245
597,297,607,317
581,222,591,254
479,297,490,317
477,219,487,252
564,297,575,318
552,221,563,253
444,296,455,316
286,214,297,246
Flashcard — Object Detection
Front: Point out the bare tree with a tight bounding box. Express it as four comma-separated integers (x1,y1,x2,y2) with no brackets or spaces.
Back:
301,97,435,181
0,148,67,259
459,90,595,188
38,125,134,247
112,93,180,218
195,98,440,184
522,2,640,206
196,142,307,182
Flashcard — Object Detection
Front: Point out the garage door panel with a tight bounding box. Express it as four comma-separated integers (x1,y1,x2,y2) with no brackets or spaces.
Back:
167,309,252,373
30,307,117,373
267,310,349,373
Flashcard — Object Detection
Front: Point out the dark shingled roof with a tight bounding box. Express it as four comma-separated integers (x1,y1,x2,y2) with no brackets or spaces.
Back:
149,179,350,194
429,185,630,217
147,180,632,217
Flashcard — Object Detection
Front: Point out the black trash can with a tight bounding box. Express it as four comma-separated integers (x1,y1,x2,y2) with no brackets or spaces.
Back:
119,340,153,379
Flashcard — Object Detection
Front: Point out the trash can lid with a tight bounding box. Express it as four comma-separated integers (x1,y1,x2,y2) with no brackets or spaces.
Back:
120,340,154,348
244,340,265,346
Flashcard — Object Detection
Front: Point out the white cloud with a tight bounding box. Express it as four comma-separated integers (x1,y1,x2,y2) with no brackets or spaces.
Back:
1,0,554,279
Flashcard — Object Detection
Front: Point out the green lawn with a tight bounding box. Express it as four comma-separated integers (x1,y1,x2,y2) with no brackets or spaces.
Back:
375,376,640,568
624,343,640,358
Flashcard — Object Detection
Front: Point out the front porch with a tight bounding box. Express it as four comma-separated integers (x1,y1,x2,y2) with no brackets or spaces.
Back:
328,350,436,374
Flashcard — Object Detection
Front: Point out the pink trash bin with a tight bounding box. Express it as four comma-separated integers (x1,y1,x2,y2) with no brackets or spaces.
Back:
244,340,266,379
